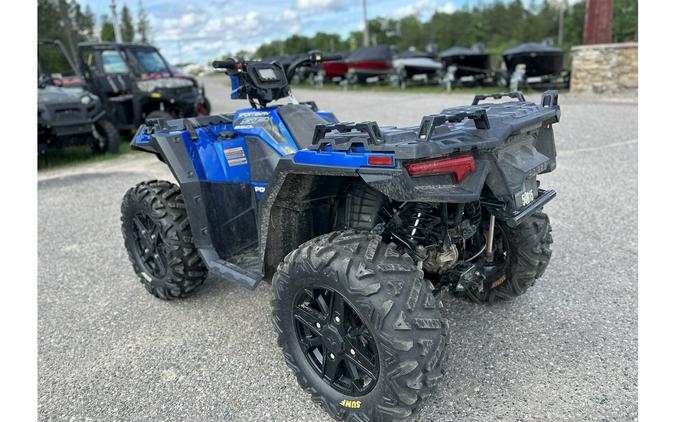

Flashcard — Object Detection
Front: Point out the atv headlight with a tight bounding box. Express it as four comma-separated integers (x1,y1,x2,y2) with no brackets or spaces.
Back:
80,94,92,105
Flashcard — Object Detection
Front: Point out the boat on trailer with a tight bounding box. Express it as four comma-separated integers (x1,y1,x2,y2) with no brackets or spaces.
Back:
439,44,494,86
345,45,394,84
502,42,569,89
391,50,442,87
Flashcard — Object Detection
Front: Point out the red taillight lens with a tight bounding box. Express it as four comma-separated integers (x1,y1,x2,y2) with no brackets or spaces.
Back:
367,155,394,166
405,155,475,182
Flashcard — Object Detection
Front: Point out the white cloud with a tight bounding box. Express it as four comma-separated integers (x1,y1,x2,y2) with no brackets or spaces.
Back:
392,0,456,19
295,0,347,11
282,9,298,21
133,0,457,64
438,2,456,14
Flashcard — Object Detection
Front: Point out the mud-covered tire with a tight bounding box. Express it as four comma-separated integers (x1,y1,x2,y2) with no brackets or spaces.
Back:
121,180,207,300
271,230,449,421
91,118,120,154
461,211,553,303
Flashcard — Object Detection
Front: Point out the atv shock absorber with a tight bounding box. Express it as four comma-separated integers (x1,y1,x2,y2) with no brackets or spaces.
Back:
485,214,496,262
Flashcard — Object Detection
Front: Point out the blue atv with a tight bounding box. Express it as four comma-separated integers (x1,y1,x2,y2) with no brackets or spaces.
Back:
121,51,559,421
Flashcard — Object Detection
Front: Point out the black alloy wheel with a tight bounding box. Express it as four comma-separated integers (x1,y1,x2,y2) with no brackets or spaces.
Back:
293,287,379,396
130,212,167,278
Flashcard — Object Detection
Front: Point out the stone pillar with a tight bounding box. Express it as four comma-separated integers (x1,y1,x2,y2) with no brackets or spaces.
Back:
583,0,613,44
570,43,637,94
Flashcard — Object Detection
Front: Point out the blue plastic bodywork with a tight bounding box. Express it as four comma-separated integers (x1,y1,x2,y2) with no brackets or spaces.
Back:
133,106,394,195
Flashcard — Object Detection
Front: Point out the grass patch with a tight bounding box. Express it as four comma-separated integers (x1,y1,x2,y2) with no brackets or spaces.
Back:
38,133,136,171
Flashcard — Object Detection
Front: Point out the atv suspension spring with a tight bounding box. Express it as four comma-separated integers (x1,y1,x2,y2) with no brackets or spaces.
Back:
403,203,443,243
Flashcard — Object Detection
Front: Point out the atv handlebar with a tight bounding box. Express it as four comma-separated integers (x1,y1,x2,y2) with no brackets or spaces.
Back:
311,52,343,62
212,58,239,70
287,51,342,82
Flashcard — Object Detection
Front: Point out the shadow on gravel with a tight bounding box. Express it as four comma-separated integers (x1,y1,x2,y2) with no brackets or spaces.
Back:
38,171,141,189
181,274,241,301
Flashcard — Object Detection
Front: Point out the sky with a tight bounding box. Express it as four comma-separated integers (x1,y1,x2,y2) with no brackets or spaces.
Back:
75,0,502,64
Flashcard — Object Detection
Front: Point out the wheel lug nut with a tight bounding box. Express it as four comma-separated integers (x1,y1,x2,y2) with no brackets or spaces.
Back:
334,316,341,323
350,349,356,356
315,322,321,329
329,353,335,360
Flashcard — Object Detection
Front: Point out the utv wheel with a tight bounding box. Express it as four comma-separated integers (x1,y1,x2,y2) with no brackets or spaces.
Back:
121,180,207,300
460,211,553,303
91,119,120,154
272,230,449,421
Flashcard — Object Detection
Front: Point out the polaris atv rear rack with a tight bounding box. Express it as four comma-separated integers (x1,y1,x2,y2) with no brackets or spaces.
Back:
472,91,526,105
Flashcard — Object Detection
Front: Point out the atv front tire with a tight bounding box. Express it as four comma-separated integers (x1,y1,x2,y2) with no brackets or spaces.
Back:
272,230,449,421
461,211,553,303
91,118,120,154
121,180,207,300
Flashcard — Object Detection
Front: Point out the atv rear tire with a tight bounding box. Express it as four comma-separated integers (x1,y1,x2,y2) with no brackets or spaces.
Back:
461,211,553,303
271,230,449,421
121,180,207,300
91,119,120,154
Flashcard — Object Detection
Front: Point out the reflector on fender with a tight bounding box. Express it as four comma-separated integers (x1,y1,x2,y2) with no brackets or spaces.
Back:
405,155,475,182
367,155,394,166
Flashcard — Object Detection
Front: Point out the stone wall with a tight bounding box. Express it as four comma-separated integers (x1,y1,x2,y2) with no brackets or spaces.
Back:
570,43,638,94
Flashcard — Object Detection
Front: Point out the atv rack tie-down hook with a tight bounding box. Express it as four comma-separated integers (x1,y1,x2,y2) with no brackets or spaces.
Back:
472,91,526,105
312,121,384,146
418,108,490,140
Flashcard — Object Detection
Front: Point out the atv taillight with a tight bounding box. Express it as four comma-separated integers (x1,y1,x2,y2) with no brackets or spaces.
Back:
405,155,475,182
367,156,394,166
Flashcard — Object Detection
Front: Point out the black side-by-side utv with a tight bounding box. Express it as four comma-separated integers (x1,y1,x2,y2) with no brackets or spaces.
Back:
75,42,211,131
38,39,120,154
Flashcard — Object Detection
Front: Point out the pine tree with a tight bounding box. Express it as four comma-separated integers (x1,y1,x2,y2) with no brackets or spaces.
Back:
80,5,96,41
121,4,135,42
100,15,116,42
137,0,150,43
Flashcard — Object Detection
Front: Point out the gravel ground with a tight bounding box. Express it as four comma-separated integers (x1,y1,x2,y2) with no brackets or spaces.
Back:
38,78,638,421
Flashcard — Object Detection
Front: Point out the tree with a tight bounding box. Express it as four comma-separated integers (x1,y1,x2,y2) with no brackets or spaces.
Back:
563,0,587,49
121,4,134,42
100,15,116,42
137,1,150,43
76,5,96,41
613,0,638,42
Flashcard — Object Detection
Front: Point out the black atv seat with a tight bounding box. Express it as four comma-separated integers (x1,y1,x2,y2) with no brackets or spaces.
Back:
277,104,328,150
